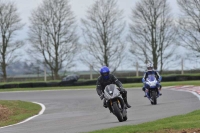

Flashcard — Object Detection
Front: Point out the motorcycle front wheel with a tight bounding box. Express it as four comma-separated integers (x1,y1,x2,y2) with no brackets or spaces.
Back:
151,91,157,105
123,115,127,121
112,102,123,122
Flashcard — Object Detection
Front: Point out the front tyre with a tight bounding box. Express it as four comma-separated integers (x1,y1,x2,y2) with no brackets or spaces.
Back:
123,115,127,121
113,102,123,122
151,91,157,105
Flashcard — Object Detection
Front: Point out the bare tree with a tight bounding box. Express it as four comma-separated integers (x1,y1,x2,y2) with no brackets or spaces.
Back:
28,0,79,80
128,0,179,72
81,0,126,72
177,0,200,54
0,1,24,82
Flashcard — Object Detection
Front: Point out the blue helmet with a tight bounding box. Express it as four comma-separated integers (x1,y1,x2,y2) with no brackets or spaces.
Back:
100,66,110,80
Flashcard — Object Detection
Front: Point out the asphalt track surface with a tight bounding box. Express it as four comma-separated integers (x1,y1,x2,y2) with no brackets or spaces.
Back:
0,88,200,133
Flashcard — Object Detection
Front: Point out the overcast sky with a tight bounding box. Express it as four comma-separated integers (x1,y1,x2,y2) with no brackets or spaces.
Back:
14,0,198,71
15,0,180,39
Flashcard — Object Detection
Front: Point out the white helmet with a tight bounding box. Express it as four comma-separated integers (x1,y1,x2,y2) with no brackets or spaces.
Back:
147,63,153,70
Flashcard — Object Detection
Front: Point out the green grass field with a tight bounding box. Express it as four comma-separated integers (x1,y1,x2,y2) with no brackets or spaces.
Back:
0,100,41,127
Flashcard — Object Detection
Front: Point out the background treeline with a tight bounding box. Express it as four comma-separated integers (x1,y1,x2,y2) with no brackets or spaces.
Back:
0,0,200,82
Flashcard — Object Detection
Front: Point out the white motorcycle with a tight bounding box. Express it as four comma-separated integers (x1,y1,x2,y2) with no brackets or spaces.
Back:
103,84,127,122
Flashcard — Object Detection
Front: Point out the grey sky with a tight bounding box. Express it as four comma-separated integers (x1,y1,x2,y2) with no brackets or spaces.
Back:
18,0,179,19
14,0,198,71
16,0,179,38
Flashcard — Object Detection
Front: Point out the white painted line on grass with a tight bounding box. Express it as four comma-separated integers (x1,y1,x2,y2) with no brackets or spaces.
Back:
0,102,46,129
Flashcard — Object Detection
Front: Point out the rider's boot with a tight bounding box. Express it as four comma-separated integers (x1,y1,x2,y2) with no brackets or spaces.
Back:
121,90,131,108
123,97,131,108
158,85,162,96
143,87,147,97
142,87,145,92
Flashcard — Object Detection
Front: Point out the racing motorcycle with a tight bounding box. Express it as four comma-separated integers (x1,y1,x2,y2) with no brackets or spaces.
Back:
145,75,160,105
103,84,127,122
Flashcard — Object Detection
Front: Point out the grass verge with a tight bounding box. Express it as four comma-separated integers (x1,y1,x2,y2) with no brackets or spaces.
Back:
0,100,41,127
89,109,200,133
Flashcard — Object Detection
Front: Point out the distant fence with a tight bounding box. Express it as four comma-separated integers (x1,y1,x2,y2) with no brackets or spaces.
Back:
3,69,200,82
0,74,200,89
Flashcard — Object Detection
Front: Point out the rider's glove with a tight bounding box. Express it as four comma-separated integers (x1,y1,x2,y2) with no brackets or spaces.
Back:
158,77,162,83
119,87,126,93
143,80,147,84
99,94,104,100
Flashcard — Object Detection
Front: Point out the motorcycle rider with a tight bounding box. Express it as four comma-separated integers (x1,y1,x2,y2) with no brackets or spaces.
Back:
142,63,162,97
96,66,131,108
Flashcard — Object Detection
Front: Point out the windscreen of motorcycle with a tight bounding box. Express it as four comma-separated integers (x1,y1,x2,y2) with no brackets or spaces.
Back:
146,74,157,87
147,74,156,81
104,84,120,99
105,84,116,95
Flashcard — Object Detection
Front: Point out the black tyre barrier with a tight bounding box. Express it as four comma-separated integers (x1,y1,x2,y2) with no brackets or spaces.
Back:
31,82,47,87
73,80,96,86
59,81,75,86
2,84,19,89
46,82,59,87
18,83,33,88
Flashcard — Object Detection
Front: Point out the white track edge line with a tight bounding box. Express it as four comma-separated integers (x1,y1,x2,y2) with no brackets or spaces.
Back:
0,102,46,129
167,88,200,101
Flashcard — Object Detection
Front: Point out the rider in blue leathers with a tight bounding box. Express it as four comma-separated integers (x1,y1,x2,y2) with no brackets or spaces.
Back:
96,66,131,108
142,63,162,97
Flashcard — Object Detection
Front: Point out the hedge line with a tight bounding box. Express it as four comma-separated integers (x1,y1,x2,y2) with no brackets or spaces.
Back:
0,75,200,89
